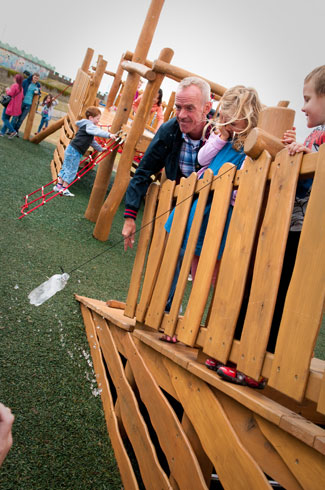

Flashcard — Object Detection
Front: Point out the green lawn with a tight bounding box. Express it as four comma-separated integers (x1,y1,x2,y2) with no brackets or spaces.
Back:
0,133,324,489
0,135,139,488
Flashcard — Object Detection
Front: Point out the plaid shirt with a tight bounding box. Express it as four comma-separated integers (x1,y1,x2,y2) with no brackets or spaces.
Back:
178,133,202,177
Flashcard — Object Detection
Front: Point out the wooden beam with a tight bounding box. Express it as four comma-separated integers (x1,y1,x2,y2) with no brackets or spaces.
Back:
152,59,226,97
121,61,156,81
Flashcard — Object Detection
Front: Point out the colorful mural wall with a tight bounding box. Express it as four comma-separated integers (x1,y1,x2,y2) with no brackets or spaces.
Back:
0,48,50,79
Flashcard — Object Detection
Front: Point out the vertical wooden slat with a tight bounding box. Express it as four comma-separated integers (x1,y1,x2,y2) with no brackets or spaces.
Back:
268,147,325,401
176,164,236,345
163,170,214,338
124,182,160,318
203,152,272,362
145,173,197,329
238,150,302,379
136,179,175,322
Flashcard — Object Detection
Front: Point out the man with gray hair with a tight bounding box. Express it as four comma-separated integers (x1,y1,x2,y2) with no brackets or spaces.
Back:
122,76,212,250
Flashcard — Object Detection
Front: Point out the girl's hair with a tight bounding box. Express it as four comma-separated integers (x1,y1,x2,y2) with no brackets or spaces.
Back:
14,74,23,91
85,106,101,118
213,85,262,150
304,65,325,96
43,93,54,107
156,88,163,106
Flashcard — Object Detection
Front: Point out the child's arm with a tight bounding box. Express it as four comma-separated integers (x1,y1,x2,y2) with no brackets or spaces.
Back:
282,127,296,145
198,131,227,166
91,139,105,152
286,142,312,156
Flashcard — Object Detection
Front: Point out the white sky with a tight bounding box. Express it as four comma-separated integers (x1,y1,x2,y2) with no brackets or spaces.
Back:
1,0,324,141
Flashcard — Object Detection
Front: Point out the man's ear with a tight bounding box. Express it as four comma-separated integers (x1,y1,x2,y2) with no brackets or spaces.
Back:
204,101,213,115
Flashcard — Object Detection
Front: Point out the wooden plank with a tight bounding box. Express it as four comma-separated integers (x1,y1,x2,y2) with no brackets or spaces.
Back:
176,164,236,345
181,413,213,487
317,373,325,415
136,179,175,322
145,173,197,329
163,170,214,338
75,295,135,331
80,305,138,490
217,392,303,489
122,333,208,490
64,116,74,139
203,151,272,362
124,182,160,318
57,142,65,163
268,146,325,400
165,360,270,489
257,415,325,490
279,413,325,447
94,315,171,489
68,68,90,119
238,150,302,379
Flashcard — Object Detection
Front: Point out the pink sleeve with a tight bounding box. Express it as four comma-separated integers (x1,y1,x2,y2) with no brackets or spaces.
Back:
198,132,227,166
6,84,19,97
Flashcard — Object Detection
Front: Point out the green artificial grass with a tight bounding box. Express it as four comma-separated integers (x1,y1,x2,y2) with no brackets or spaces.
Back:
0,135,140,488
0,134,324,489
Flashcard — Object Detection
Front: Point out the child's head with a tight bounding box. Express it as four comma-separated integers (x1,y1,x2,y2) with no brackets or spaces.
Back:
14,74,23,89
302,65,325,128
85,106,101,125
44,94,53,106
215,85,262,150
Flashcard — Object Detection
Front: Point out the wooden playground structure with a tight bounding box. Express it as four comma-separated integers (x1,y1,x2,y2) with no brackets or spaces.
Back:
23,0,325,487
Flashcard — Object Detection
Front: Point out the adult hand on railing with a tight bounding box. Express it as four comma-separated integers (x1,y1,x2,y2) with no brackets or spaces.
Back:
122,218,136,251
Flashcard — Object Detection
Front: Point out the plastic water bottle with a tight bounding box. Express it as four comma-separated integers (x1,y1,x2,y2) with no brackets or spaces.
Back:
28,273,70,306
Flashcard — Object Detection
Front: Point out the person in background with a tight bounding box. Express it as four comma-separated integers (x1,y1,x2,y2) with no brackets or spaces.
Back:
0,74,24,138
132,88,164,133
12,72,41,135
36,94,58,134
54,106,116,197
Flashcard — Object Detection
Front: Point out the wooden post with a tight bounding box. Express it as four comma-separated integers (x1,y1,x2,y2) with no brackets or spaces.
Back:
244,106,295,159
81,48,94,73
30,117,65,144
84,0,165,224
93,47,174,241
105,53,125,109
23,93,39,140
152,59,226,98
81,57,107,116
164,91,175,122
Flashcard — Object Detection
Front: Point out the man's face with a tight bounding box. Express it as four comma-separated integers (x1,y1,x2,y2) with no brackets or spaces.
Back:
32,75,39,84
175,85,211,137
302,80,325,128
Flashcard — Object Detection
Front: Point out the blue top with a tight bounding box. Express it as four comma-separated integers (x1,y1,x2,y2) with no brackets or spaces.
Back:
165,141,246,255
23,83,39,105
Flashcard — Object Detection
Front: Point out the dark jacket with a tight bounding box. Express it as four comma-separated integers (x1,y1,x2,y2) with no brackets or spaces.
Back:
125,117,203,219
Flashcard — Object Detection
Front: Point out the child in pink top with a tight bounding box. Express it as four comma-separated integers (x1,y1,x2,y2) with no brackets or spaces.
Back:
0,74,24,138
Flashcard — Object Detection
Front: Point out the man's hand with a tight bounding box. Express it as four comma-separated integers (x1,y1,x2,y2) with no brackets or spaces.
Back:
0,403,14,467
122,218,136,251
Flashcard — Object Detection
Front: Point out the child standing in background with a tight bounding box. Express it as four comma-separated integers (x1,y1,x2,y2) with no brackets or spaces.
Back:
36,94,58,133
54,106,115,197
